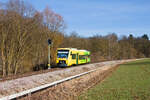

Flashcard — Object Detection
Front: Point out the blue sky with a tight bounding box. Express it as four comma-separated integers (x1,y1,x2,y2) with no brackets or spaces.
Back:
1,0,150,38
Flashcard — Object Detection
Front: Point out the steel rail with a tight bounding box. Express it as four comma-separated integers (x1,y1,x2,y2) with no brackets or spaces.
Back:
0,66,106,100
0,59,141,100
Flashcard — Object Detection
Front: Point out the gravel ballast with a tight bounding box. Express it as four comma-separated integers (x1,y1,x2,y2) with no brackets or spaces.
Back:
0,60,134,98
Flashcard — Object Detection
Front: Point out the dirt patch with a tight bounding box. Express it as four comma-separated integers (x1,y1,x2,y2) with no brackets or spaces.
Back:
18,65,119,100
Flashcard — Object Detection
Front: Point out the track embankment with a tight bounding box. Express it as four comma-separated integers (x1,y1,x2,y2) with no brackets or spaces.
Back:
0,59,135,100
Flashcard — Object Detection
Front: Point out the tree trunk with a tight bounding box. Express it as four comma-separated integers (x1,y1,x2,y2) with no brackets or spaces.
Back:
1,51,6,77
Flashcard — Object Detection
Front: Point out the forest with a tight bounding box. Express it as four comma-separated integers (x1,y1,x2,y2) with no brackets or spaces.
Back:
0,0,150,77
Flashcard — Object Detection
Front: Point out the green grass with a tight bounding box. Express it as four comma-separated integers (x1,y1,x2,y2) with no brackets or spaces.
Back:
78,59,150,100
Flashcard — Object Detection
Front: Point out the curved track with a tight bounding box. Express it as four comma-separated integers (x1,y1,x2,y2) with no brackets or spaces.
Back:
0,59,137,100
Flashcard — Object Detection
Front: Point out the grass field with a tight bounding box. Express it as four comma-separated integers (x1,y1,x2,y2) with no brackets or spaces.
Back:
78,59,150,100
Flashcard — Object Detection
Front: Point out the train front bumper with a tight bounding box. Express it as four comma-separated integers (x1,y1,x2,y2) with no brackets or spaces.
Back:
57,59,68,67
57,63,67,67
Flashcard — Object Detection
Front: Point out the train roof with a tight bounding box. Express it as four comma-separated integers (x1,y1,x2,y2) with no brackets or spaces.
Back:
58,48,89,51
57,48,77,50
79,50,90,52
57,48,90,54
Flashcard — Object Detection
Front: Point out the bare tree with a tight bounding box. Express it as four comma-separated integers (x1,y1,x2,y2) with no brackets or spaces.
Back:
43,7,66,33
0,0,66,76
6,0,36,17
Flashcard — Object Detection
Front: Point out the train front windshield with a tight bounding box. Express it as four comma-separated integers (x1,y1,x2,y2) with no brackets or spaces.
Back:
57,50,69,58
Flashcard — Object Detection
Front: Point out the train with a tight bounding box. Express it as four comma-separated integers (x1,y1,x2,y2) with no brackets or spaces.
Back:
56,48,90,67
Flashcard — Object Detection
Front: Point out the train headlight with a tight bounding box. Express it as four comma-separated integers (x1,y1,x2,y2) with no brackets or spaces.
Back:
56,60,59,63
66,60,68,64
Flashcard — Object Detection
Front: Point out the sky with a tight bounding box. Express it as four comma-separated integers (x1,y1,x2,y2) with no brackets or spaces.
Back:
1,0,150,38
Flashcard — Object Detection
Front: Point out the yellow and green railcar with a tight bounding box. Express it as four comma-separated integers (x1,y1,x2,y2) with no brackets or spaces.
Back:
56,48,90,67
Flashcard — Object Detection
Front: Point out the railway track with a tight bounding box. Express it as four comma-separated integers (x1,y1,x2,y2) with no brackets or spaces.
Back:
0,61,109,82
0,68,62,82
1,68,101,100
0,59,137,100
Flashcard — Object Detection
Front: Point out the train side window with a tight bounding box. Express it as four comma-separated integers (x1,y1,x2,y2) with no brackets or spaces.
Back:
79,55,86,60
72,54,76,59
79,55,82,60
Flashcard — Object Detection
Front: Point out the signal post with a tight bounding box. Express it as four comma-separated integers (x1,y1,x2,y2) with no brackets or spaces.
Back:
48,39,52,69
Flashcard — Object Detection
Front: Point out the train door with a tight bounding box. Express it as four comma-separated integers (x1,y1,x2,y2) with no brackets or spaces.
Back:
76,53,78,64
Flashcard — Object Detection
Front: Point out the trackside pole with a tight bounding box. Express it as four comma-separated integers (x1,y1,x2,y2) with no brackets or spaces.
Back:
48,39,52,69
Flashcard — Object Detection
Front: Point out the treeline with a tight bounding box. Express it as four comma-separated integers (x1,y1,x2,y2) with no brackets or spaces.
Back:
0,0,65,76
61,32,150,62
0,0,150,77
